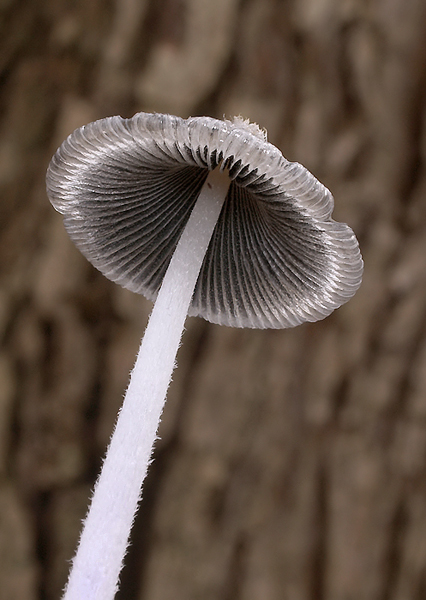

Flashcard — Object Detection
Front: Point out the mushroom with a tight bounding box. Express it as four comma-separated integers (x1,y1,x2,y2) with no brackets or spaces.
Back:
46,111,363,600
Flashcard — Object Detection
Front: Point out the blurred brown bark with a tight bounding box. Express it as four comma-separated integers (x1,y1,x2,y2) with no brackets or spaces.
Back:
1,0,426,599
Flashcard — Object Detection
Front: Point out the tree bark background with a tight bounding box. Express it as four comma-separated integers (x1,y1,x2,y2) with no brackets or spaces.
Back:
1,0,426,598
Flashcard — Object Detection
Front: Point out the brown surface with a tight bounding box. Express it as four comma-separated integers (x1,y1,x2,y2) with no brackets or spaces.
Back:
1,0,426,598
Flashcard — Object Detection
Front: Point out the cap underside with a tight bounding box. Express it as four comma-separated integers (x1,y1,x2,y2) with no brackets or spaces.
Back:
46,112,363,329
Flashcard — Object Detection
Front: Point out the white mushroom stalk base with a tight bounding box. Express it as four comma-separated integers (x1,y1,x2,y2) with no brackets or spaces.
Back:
63,168,230,600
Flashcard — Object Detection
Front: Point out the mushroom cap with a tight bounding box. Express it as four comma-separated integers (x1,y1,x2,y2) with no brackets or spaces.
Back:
46,112,363,329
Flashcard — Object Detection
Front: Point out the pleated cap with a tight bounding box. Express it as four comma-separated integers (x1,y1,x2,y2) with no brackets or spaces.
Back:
46,112,363,329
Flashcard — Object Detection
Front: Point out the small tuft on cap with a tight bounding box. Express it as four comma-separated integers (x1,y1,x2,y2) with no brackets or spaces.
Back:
229,116,267,141
46,112,363,329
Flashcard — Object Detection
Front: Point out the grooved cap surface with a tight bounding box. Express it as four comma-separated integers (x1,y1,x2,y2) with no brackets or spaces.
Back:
46,112,363,329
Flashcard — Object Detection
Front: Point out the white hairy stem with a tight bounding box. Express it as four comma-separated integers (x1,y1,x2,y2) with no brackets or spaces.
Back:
63,168,230,600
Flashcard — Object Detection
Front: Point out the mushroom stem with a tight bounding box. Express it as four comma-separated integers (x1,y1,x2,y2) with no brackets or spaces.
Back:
63,168,230,600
